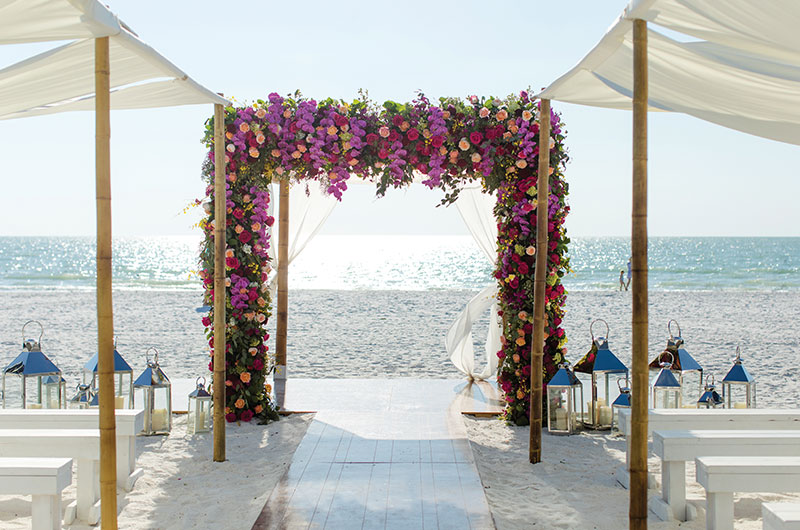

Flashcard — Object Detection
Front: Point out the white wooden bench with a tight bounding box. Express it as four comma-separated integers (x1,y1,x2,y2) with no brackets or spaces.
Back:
0,457,72,530
650,430,800,522
0,408,145,491
0,429,102,525
763,503,800,530
696,456,800,530
617,409,800,488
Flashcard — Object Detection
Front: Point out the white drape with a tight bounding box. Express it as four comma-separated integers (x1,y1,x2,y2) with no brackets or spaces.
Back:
267,181,338,292
446,186,501,381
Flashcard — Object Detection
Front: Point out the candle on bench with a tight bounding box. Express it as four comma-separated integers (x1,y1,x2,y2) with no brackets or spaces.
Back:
115,396,125,409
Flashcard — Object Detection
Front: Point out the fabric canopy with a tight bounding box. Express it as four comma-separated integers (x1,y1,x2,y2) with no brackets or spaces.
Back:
539,1,800,146
0,0,228,119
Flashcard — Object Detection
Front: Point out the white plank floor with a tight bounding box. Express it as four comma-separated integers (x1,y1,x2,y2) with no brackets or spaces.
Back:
252,379,501,530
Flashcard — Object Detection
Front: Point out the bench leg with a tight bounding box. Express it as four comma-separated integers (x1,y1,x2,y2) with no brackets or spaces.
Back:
662,460,687,521
706,491,734,530
76,458,98,522
117,436,141,491
31,494,60,530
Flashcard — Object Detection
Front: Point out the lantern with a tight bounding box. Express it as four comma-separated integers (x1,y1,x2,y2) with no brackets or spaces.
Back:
546,363,584,435
611,376,632,431
83,338,133,409
43,375,67,409
652,352,682,408
1,321,63,409
697,375,724,409
69,384,95,409
573,319,628,430
133,348,172,435
722,346,756,409
187,377,212,434
649,320,703,406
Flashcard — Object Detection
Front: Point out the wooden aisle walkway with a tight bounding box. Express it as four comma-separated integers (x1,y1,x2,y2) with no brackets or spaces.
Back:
252,379,503,530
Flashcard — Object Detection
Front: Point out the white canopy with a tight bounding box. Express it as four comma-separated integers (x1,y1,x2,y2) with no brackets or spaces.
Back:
0,0,228,119
539,0,800,146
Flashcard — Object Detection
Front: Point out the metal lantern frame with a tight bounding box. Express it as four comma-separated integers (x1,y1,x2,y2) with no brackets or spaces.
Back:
83,337,134,409
649,320,704,405
652,352,682,408
1,321,64,409
43,375,67,410
573,319,628,430
611,376,632,431
187,376,212,435
133,347,172,435
69,383,95,409
546,363,584,435
697,374,724,409
722,345,757,409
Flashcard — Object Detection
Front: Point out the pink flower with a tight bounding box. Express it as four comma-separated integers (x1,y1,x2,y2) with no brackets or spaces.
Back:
225,412,236,422
239,123,250,133
469,131,483,145
239,231,252,243
471,153,482,163
431,135,444,148
479,107,490,118
240,409,254,422
407,129,420,141
458,138,470,151
201,316,211,327
255,108,266,119
379,126,390,138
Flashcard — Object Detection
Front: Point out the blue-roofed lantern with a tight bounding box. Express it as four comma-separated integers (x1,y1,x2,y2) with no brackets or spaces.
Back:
43,375,67,409
697,374,724,409
68,384,95,409
649,320,704,406
652,352,682,408
573,319,628,430
133,348,172,435
722,346,756,408
1,321,64,409
546,363,583,435
611,376,632,431
82,337,133,409
187,377,212,435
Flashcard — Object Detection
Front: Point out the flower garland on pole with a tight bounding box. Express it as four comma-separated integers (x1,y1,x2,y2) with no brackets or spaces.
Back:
199,91,569,424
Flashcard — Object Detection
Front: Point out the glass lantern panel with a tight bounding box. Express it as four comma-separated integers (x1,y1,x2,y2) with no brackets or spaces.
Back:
115,373,133,409
188,397,211,434
724,382,755,408
44,382,62,409
23,376,46,409
678,371,703,408
151,386,171,433
654,389,681,409
548,388,570,432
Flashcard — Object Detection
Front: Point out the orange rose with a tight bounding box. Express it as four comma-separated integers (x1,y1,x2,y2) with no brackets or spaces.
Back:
255,405,263,414
515,337,526,346
240,372,251,383
234,398,245,409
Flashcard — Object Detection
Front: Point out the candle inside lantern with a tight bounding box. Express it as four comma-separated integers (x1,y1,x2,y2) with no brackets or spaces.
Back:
28,403,42,409
555,407,568,430
49,399,60,409
734,402,747,409
151,408,168,431
115,396,125,409
598,405,612,426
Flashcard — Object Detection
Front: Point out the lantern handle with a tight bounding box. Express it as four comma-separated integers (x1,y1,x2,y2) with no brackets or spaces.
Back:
733,345,742,363
22,320,44,346
705,374,716,388
668,319,681,340
589,319,609,341
196,376,206,388
660,351,674,369
617,376,630,392
145,347,160,367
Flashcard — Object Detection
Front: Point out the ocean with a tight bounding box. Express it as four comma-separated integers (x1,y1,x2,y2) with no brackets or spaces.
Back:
0,235,798,408
1,235,798,292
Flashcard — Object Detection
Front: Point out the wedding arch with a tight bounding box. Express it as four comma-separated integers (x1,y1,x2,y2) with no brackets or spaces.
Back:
198,91,570,426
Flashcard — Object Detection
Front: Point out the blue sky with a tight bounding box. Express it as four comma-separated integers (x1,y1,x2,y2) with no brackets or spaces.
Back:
0,0,798,237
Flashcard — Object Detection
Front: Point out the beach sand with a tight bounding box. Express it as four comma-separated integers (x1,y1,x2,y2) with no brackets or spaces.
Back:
0,413,312,530
0,288,799,528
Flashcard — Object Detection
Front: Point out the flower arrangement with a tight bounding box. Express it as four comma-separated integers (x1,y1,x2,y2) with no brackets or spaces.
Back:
199,91,570,424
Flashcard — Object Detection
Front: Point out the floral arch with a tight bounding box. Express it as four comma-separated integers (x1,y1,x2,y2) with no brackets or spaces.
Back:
199,91,570,425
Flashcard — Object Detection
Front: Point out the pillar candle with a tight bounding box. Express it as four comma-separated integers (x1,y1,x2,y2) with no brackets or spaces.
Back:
28,403,42,409
598,405,613,426
151,408,168,431
115,396,125,409
554,407,568,430
734,402,747,409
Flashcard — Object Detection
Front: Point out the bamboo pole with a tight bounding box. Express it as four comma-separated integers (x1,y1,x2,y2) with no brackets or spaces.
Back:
213,103,227,462
529,98,551,464
630,18,649,530
275,179,289,379
95,36,118,530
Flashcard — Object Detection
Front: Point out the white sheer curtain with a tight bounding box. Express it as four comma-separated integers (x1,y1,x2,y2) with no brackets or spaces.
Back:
267,181,338,292
446,185,501,380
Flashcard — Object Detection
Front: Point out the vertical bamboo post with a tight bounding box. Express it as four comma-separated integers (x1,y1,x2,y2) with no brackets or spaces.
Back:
95,36,118,530
275,179,289,379
630,18,649,530
212,103,227,462
529,98,551,464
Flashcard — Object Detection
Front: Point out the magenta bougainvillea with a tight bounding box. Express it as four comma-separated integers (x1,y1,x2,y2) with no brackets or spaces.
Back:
199,91,569,424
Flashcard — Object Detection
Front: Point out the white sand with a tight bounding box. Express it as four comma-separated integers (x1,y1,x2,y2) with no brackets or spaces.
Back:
0,413,312,530
465,416,800,530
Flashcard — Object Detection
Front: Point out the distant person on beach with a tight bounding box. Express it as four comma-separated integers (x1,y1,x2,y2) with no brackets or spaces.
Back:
626,258,632,289
619,270,627,291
